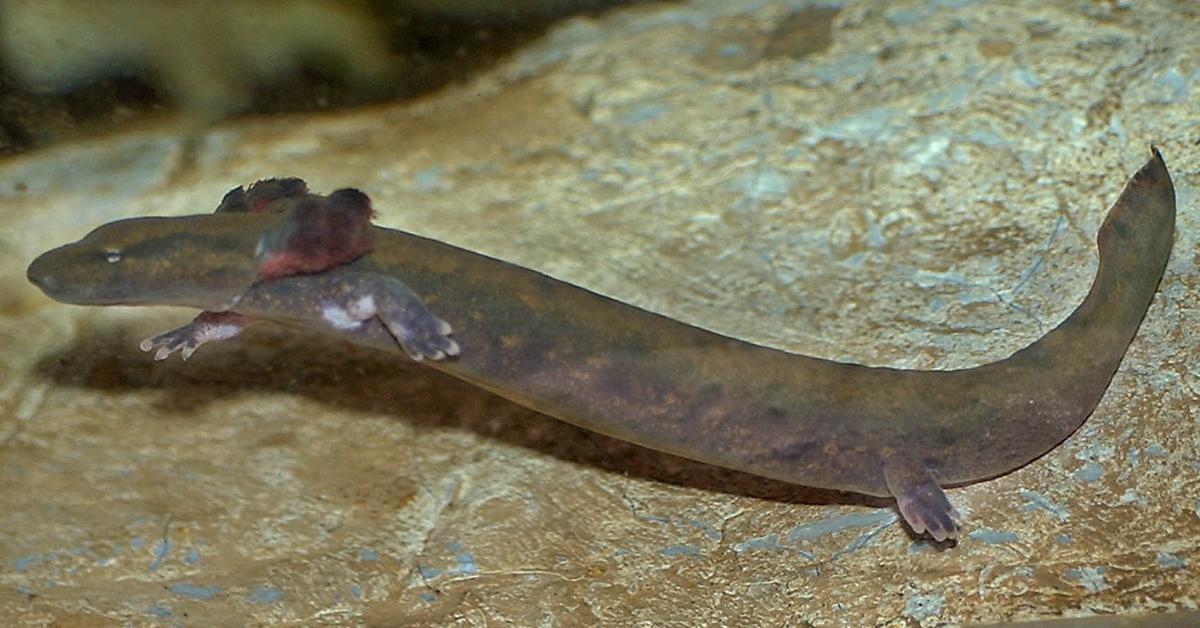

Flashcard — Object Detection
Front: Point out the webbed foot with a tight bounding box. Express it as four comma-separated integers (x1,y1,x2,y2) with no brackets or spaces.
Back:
140,311,254,361
883,455,960,542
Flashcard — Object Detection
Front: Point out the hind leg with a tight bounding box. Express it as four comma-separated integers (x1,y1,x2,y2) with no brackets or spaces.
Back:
883,455,960,542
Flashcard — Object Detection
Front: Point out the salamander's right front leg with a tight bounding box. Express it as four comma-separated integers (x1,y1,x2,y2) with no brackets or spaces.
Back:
317,272,459,361
140,311,257,361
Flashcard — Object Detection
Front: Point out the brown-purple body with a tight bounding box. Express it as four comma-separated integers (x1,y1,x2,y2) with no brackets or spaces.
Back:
245,150,1173,495
27,150,1176,541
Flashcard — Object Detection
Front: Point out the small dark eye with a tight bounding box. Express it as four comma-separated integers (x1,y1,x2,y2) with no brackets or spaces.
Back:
104,250,123,263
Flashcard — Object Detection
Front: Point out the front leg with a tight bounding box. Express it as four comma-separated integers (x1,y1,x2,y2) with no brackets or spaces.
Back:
143,271,459,363
313,272,459,361
140,311,257,360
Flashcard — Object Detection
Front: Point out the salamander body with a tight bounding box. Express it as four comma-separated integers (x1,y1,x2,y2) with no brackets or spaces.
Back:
27,149,1176,541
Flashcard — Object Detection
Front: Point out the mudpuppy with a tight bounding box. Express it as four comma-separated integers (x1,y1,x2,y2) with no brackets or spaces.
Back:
27,149,1176,542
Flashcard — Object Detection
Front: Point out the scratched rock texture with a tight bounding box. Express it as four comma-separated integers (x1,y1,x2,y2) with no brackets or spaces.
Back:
1,0,1198,625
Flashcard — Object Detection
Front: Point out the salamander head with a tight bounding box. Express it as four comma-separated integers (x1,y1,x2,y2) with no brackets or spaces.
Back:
27,213,272,310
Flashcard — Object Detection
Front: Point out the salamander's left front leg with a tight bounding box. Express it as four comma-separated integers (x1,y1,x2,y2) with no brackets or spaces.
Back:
140,311,257,360
318,272,459,361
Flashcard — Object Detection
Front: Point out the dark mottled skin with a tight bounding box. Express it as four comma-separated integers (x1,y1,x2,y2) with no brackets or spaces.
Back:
27,150,1175,541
